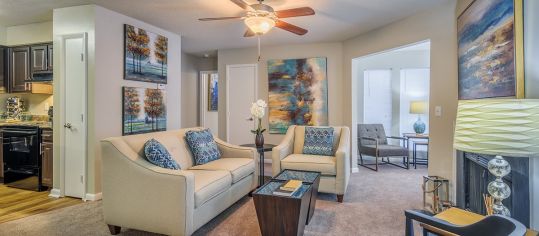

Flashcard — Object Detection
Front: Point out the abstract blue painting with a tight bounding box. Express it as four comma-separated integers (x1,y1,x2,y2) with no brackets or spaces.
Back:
268,57,328,134
208,74,218,111
458,0,519,100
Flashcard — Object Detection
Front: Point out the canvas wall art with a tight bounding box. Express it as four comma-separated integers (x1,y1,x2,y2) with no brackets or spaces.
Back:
124,24,168,84
457,0,524,100
268,57,328,134
208,74,218,111
123,87,167,135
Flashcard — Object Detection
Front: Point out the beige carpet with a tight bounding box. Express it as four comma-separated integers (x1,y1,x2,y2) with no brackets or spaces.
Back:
0,163,427,236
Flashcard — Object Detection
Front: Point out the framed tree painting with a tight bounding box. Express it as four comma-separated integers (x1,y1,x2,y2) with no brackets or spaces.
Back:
457,0,524,100
267,57,328,134
124,24,168,84
123,86,167,135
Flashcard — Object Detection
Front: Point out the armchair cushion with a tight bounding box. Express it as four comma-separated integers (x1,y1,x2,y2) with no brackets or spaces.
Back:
185,129,221,165
362,144,408,157
281,154,336,175
189,158,254,183
302,127,335,156
191,170,232,208
143,139,180,170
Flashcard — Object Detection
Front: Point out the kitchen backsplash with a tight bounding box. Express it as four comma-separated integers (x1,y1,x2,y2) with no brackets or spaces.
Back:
0,93,53,115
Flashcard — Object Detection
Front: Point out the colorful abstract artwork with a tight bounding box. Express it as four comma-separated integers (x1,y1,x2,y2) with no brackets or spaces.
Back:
268,57,328,134
123,87,167,135
457,0,523,100
124,24,168,84
208,74,218,111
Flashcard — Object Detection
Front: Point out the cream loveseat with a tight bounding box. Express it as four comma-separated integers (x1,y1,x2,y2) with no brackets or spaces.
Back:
272,125,350,202
100,128,257,236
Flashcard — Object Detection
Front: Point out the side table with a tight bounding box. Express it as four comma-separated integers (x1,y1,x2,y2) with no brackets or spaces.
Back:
240,143,276,187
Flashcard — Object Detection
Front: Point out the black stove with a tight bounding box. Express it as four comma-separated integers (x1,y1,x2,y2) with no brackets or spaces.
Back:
2,125,43,191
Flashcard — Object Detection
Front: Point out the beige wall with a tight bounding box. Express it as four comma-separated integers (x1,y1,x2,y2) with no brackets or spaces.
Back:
5,21,52,46
0,26,6,45
53,5,182,195
217,42,343,146
343,1,458,184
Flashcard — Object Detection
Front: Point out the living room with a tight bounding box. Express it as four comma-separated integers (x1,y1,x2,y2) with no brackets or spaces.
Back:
0,0,538,235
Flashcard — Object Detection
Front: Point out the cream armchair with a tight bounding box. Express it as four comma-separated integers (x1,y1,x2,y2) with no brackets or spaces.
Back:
272,125,350,202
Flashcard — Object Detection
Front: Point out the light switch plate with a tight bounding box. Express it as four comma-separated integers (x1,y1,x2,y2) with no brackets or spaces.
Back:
435,106,442,117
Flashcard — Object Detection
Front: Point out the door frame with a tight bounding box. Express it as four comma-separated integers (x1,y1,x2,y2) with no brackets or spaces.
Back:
199,70,217,128
225,64,258,142
58,32,88,200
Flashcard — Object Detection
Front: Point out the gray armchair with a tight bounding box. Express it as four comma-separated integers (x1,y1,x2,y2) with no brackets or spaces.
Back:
357,124,409,171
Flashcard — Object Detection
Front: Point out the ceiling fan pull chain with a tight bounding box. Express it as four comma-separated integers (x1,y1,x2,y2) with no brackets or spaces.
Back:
257,36,261,62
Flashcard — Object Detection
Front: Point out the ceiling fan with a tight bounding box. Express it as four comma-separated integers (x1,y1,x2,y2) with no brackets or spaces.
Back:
198,0,315,37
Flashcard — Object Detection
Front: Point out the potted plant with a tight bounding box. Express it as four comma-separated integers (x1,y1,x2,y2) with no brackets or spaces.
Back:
250,99,267,147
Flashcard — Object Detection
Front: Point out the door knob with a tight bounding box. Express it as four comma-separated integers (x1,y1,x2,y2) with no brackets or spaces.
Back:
64,123,72,129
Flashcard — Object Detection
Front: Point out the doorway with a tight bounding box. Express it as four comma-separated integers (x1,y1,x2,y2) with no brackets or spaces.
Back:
60,33,87,199
226,64,257,145
353,40,431,170
199,71,219,136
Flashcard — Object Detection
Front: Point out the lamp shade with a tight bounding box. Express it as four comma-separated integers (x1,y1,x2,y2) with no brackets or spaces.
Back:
244,16,275,35
453,99,539,157
410,101,428,114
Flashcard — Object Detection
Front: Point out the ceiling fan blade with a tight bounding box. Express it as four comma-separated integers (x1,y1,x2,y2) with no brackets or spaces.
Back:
199,16,243,21
244,28,256,37
275,20,308,35
230,0,251,10
275,7,315,18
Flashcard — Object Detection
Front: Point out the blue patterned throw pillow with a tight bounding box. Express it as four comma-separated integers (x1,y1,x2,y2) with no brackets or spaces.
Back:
302,127,335,156
185,129,221,165
144,139,180,170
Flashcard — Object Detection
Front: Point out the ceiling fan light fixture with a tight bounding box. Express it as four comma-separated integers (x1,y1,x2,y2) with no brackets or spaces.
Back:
244,16,275,35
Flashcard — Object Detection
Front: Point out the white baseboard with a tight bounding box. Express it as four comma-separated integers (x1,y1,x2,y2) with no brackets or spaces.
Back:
49,188,61,198
351,167,359,173
84,192,102,201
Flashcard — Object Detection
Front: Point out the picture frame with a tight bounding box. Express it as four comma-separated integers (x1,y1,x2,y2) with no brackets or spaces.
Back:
124,24,168,84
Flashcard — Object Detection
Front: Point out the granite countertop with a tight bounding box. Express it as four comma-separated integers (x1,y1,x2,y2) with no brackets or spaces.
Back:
0,121,53,129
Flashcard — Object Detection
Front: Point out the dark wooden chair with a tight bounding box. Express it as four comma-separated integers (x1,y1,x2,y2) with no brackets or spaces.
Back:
404,209,527,236
357,124,409,171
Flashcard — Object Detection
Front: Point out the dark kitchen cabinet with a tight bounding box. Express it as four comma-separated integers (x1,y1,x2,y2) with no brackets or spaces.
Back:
41,129,53,187
0,130,3,179
9,46,31,93
47,44,53,70
31,45,48,72
0,46,7,93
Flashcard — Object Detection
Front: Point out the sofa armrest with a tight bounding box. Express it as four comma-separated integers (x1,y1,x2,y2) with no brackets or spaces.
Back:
214,138,257,159
272,125,296,176
335,126,351,195
101,139,195,236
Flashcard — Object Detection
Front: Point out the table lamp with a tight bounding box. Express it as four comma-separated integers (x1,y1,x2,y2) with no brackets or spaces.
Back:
410,101,427,134
454,99,539,217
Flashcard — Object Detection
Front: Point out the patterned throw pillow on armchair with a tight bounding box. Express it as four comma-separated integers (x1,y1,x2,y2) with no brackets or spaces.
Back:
302,127,335,156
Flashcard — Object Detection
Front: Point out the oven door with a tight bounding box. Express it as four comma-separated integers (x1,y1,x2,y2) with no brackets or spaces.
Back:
3,129,41,191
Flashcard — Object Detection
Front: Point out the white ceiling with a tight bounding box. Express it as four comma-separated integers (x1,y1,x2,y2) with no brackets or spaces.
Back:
0,0,448,55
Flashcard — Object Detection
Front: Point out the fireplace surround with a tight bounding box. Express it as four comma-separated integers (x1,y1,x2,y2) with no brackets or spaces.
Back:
456,151,530,227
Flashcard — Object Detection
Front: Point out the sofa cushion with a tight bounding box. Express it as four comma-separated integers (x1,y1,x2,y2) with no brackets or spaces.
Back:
302,127,335,156
189,158,254,183
191,170,232,208
185,129,221,165
143,139,180,170
281,154,336,175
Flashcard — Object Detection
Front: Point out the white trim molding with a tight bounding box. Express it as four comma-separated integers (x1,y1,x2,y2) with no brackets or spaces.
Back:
49,188,62,198
84,192,102,202
351,167,359,173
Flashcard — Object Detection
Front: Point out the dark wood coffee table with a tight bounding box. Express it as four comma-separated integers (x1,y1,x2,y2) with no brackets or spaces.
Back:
252,169,321,236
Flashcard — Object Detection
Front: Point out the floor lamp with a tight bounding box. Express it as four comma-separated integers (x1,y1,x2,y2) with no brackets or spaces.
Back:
454,99,539,216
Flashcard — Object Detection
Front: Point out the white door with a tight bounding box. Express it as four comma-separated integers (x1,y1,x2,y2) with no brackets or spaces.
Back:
63,34,87,198
226,64,257,145
363,70,392,134
200,71,219,136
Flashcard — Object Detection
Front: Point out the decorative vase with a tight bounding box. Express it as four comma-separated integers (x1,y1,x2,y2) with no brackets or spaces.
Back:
255,133,264,147
413,116,426,134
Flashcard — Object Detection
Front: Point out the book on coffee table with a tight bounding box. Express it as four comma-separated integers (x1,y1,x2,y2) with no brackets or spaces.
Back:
273,180,302,196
